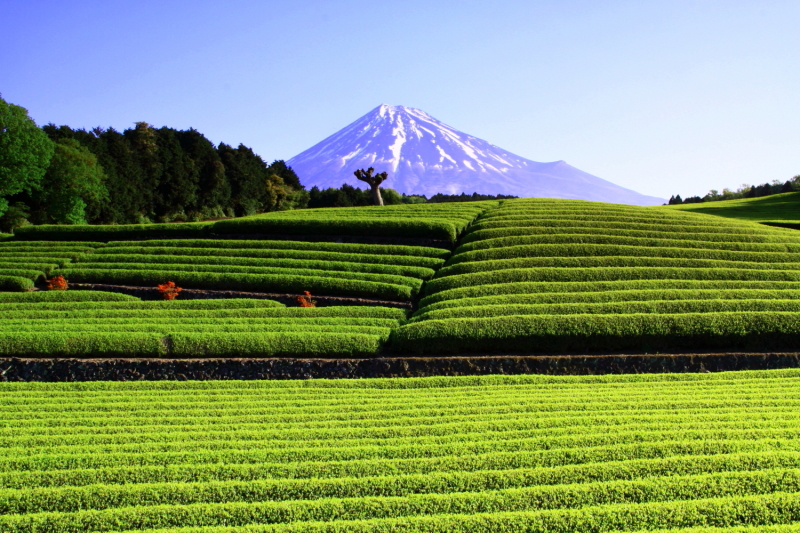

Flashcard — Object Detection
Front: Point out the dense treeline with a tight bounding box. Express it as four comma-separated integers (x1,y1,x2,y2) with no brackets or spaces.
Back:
307,185,517,208
668,176,799,205
30,123,305,224
428,192,519,203
0,92,307,231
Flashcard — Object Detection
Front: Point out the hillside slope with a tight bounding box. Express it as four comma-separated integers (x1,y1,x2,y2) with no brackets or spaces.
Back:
3,199,800,357
664,192,800,228
396,198,800,354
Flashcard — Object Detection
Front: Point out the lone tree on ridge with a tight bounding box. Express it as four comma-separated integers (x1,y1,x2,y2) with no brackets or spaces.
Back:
354,167,388,206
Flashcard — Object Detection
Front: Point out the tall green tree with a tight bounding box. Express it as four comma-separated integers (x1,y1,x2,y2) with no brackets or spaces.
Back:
124,122,162,221
154,127,198,221
33,139,109,224
177,129,230,218
218,143,266,216
0,95,55,217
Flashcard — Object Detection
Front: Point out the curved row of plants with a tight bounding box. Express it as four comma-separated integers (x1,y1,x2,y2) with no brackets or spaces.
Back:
393,199,800,354
0,239,452,301
0,291,404,358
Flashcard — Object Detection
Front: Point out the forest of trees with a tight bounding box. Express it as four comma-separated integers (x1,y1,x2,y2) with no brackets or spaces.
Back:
668,177,799,205
0,94,308,232
33,123,304,224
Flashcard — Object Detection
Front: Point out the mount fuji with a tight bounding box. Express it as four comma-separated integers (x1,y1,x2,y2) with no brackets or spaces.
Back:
287,105,664,206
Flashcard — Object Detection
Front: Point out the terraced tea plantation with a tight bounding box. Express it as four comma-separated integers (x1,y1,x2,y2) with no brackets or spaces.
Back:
3,198,800,357
0,291,404,358
0,370,799,532
59,239,448,301
0,241,104,291
395,198,800,354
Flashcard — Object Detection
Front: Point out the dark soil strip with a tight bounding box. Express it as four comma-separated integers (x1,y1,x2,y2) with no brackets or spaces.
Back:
66,283,413,309
1,353,798,381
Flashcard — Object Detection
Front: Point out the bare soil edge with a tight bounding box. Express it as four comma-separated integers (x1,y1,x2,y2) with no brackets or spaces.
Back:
65,283,413,309
2,353,798,381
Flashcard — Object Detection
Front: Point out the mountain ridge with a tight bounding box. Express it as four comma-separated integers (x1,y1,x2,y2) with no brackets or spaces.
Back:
288,104,664,206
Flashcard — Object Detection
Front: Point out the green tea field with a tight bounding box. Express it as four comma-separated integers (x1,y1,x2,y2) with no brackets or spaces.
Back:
3,197,800,357
0,370,799,532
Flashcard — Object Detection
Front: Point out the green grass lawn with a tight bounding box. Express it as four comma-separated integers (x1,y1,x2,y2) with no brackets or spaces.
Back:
663,192,800,226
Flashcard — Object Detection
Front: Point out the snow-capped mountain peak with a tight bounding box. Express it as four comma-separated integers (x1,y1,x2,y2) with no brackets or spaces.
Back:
287,105,664,206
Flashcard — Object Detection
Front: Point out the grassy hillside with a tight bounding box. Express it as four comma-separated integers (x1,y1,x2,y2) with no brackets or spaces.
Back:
0,370,799,531
3,198,800,357
396,198,800,354
14,201,497,242
664,192,800,228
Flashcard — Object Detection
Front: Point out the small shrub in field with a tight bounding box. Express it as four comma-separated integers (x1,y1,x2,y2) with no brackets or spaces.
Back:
46,275,68,291
297,290,317,307
157,281,182,300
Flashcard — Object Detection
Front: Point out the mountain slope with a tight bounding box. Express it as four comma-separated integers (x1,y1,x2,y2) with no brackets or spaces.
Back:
288,105,664,206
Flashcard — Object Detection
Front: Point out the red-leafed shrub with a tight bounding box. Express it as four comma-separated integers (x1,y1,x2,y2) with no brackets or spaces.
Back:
157,281,182,300
46,275,68,291
296,290,317,307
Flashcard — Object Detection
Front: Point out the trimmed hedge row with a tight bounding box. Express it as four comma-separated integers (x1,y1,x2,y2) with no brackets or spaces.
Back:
0,262,60,275
0,291,139,303
470,214,757,228
0,250,86,263
460,226,800,245
1,305,407,320
0,276,34,292
0,332,385,358
80,254,435,279
0,298,286,311
0,241,105,248
0,246,94,255
0,324,393,337
66,263,424,290
105,239,451,259
0,317,403,327
14,223,211,241
418,280,800,307
411,299,800,322
0,269,45,282
391,312,800,354
420,289,800,312
438,256,800,277
448,243,800,265
0,450,796,512
92,247,445,269
426,267,800,294
467,218,791,234
455,234,800,254
57,269,415,300
211,217,462,241
0,471,796,532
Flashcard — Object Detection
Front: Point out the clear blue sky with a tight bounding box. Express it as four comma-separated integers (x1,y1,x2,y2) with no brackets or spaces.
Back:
2,0,798,200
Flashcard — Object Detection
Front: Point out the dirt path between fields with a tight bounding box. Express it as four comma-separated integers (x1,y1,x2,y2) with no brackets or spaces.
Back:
65,283,414,309
2,353,798,381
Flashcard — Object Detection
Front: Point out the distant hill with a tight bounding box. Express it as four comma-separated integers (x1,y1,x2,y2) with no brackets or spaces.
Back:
288,104,665,206
665,191,800,229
